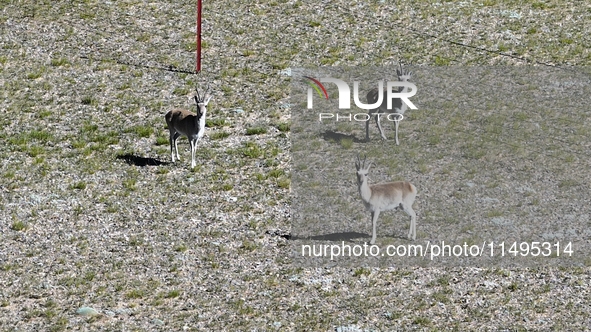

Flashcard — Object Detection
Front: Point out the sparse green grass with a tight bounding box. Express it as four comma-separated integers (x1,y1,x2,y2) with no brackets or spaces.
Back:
123,178,137,190
559,179,578,188
71,181,87,190
155,136,169,145
80,96,96,105
308,20,321,27
129,236,143,246
221,85,233,96
206,118,227,128
165,290,181,298
50,57,69,67
174,244,188,252
240,142,263,158
340,138,353,149
136,33,150,42
268,169,284,178
27,69,44,80
27,145,45,157
412,316,432,327
240,240,258,252
276,122,290,132
173,86,190,96
128,125,153,138
28,130,53,142
125,289,145,299
210,131,230,140
434,55,451,66
81,123,98,133
246,126,267,135
38,110,52,119
220,183,233,191
11,220,28,232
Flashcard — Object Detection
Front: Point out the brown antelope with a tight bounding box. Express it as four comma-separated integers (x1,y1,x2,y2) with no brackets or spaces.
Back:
165,87,211,168
355,155,417,244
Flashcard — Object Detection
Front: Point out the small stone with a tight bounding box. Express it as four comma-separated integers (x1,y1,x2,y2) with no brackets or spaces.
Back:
492,217,512,226
115,308,132,315
76,307,99,317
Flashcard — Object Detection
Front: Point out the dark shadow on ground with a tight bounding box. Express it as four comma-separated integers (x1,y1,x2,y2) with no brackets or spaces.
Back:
291,231,412,242
321,130,367,144
116,153,169,166
291,232,371,242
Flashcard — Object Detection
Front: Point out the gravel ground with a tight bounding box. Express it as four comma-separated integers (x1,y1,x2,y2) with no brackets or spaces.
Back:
1,0,591,330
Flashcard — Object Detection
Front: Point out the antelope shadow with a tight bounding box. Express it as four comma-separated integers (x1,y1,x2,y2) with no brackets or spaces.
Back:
321,130,367,144
116,153,169,166
291,232,371,242
292,231,412,242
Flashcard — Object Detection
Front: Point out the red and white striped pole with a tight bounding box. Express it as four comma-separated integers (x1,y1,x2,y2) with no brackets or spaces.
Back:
196,0,202,73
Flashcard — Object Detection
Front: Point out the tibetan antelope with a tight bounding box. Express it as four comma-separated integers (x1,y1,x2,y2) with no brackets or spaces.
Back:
365,64,413,145
355,155,417,244
165,87,212,168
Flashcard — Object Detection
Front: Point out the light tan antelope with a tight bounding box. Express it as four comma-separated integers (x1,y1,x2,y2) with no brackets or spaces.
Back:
355,155,417,244
365,64,413,145
165,87,211,168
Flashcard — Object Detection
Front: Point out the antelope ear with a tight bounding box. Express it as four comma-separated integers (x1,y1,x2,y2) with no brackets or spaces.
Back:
204,95,212,104
194,95,199,104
